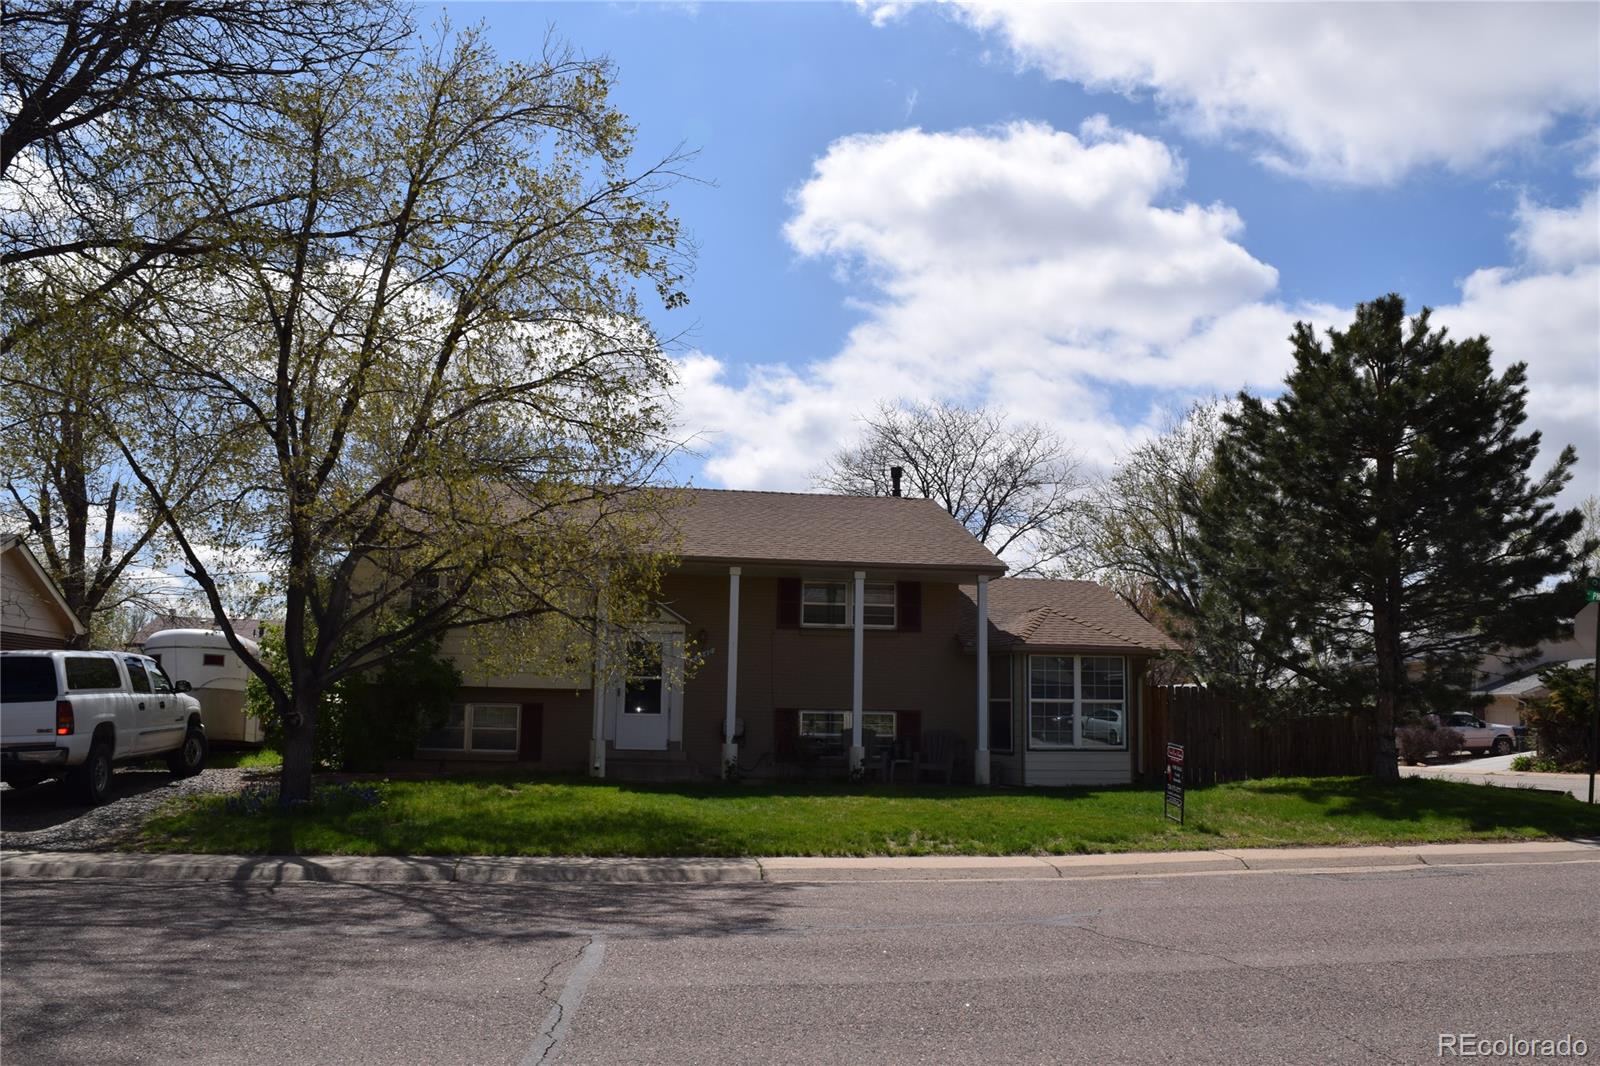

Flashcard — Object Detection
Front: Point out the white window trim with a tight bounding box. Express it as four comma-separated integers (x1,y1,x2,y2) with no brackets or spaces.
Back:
419,701,521,754
800,579,897,629
1026,655,1128,752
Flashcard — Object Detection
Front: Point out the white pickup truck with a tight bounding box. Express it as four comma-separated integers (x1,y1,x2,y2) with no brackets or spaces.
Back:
1,650,208,803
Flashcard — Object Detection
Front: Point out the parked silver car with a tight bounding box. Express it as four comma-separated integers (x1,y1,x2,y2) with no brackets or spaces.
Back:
1442,711,1518,756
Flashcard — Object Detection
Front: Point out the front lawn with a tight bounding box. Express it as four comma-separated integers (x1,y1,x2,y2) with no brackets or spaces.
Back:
133,774,1600,857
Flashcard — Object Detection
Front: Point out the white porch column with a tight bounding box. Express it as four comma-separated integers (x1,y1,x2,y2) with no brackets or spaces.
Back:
722,566,741,777
850,569,866,773
974,574,991,785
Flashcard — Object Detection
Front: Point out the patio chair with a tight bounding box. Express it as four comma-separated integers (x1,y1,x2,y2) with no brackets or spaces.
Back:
913,729,964,784
880,736,915,783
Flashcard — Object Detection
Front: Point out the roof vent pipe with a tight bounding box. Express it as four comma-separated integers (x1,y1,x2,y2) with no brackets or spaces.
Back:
890,466,903,497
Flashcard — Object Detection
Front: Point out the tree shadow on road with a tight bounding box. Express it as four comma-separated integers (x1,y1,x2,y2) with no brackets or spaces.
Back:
0,876,799,1064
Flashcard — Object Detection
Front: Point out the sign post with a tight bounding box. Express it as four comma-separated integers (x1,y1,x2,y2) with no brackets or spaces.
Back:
1164,742,1185,825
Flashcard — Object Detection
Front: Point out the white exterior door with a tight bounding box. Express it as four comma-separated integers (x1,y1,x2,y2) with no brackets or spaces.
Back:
611,628,682,751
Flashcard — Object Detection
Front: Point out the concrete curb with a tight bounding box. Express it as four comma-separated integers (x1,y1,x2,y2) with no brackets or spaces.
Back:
3,840,1596,885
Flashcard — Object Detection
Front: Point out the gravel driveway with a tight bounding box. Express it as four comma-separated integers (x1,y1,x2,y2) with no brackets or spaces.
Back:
0,765,255,852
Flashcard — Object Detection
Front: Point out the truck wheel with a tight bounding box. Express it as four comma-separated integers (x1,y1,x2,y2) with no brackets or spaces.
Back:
1492,736,1513,756
167,725,208,778
68,743,114,805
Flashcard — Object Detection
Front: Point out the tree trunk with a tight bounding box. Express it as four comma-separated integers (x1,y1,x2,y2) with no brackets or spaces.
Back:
278,688,320,805
1372,596,1402,783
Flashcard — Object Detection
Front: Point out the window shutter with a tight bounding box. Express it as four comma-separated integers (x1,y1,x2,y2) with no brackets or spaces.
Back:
774,707,799,762
518,703,543,762
899,710,922,751
896,581,922,632
776,578,801,629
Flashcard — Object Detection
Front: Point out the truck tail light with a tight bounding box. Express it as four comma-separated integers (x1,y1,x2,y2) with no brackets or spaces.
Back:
55,700,74,736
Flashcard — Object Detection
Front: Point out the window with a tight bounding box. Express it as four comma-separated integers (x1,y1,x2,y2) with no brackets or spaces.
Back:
797,710,897,741
64,655,121,691
988,654,1013,752
419,703,520,753
862,711,896,740
623,641,663,716
799,710,848,738
800,580,896,628
124,657,152,694
203,653,225,667
862,583,896,628
1,658,57,703
148,665,174,695
801,581,848,627
1028,655,1127,751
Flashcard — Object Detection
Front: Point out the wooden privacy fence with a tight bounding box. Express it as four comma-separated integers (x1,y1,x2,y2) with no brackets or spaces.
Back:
1141,685,1374,784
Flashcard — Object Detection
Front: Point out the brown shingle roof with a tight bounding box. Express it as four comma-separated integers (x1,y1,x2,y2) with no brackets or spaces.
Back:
958,578,1179,653
665,489,1006,572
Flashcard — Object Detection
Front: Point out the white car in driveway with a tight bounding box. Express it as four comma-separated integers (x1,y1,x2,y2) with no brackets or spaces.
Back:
0,650,208,803
1441,711,1519,756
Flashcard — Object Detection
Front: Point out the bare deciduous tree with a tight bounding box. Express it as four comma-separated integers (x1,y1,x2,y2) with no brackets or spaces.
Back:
816,400,1082,574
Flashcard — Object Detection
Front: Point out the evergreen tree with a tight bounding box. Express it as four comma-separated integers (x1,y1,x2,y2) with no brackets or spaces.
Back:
1191,294,1587,781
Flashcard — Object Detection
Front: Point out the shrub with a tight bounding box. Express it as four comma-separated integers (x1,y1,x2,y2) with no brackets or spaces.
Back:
1522,664,1594,771
1396,720,1466,764
1510,754,1562,773
245,626,460,772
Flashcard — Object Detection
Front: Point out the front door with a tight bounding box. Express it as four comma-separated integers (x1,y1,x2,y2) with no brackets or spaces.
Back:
613,637,672,751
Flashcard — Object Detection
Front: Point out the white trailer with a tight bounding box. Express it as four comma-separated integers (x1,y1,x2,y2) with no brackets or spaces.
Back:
141,629,265,745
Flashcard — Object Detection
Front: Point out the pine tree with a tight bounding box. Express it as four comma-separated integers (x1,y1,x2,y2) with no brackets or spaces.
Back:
1192,294,1587,781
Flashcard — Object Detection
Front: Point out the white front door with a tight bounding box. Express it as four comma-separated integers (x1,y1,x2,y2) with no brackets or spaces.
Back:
612,633,680,750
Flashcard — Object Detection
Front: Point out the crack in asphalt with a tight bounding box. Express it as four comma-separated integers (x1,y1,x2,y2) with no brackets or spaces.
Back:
521,933,605,1066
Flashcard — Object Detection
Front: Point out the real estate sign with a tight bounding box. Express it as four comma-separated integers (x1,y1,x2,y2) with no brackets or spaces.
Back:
1164,743,1185,825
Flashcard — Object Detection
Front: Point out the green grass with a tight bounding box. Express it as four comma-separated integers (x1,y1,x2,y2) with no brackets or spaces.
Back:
133,774,1600,857
205,747,283,770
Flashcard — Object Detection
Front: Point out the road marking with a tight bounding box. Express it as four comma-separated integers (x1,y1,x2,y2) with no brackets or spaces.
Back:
521,933,606,1066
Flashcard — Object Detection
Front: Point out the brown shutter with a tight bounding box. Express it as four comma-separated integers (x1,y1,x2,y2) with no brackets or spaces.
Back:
776,578,801,629
774,707,799,762
518,703,543,762
896,581,921,632
900,710,922,751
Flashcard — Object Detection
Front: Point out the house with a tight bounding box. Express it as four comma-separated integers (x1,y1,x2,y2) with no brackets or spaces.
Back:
1473,631,1592,724
417,489,1176,787
0,533,85,650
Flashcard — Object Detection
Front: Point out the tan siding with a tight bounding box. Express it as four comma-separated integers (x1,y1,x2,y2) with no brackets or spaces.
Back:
1023,750,1135,787
453,685,591,773
1,550,76,644
661,573,981,775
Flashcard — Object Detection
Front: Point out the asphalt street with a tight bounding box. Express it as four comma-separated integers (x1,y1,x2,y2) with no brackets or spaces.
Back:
3,861,1597,1065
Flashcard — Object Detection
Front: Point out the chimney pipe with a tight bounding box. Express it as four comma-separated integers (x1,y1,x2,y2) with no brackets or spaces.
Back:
890,466,903,497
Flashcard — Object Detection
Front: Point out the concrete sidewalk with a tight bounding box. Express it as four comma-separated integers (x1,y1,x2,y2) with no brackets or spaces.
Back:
4,840,1597,885
1400,753,1597,801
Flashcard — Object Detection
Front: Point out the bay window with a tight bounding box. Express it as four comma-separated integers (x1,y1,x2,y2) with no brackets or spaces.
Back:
1027,655,1127,750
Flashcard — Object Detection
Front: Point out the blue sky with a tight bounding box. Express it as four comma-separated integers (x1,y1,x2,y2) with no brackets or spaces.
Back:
457,2,1599,501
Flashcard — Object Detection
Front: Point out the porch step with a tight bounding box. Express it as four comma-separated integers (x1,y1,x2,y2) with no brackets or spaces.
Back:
605,757,707,783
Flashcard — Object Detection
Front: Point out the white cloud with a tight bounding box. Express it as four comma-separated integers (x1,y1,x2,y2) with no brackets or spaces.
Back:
1511,189,1600,274
911,1,1600,185
1440,193,1600,503
674,119,1321,489
675,115,1597,511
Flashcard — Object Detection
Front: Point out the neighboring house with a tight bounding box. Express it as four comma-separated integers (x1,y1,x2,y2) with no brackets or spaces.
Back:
1473,632,1592,725
417,489,1176,787
0,534,85,650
